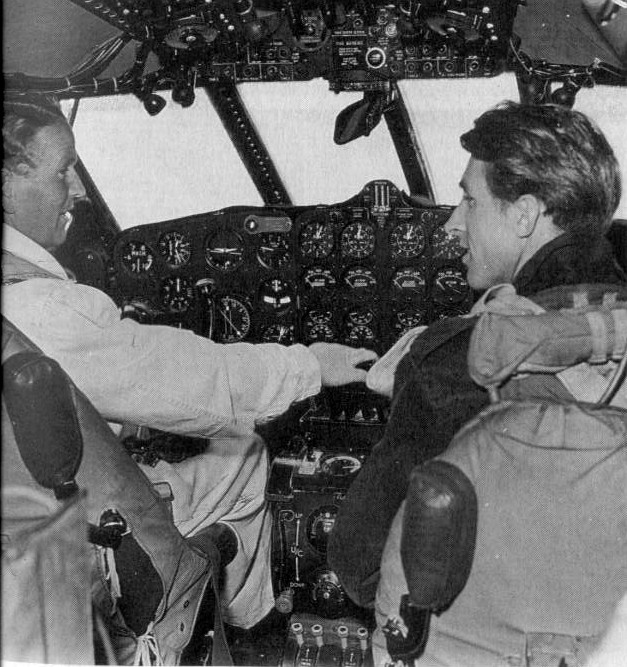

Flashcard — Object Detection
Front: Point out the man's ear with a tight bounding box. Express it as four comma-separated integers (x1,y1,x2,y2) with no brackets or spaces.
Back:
2,163,30,215
511,194,545,239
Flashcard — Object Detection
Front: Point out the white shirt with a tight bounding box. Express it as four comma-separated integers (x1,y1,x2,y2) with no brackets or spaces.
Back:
2,223,322,438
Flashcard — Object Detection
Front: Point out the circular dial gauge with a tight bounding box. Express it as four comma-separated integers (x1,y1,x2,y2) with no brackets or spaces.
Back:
158,231,191,267
120,241,155,274
321,455,362,477
260,323,295,344
302,267,337,290
390,220,426,259
391,267,427,294
346,308,374,326
431,224,465,260
432,266,470,305
161,276,194,312
299,219,335,260
257,233,291,270
205,230,244,271
215,296,251,343
345,324,376,347
306,506,338,554
343,266,377,291
340,221,376,259
394,308,426,334
304,311,336,342
258,278,294,312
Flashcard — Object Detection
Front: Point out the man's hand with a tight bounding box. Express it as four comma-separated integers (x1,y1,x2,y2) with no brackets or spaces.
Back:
309,343,379,387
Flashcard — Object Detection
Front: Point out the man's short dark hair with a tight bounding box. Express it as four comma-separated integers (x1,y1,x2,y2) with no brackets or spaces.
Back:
3,95,66,172
460,101,621,235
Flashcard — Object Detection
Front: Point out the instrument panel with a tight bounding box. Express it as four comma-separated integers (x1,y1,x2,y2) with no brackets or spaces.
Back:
112,180,471,354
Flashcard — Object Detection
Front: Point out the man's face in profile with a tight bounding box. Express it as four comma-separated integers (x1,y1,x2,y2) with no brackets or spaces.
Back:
5,121,84,251
444,157,527,291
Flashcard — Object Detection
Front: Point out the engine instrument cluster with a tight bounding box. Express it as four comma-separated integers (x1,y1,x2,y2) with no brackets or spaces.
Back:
112,180,471,353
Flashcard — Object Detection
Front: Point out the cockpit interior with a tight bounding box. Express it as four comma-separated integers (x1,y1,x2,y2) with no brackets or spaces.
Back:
2,1,627,666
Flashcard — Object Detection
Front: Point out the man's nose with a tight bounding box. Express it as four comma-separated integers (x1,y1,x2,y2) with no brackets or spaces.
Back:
68,166,87,200
444,205,465,236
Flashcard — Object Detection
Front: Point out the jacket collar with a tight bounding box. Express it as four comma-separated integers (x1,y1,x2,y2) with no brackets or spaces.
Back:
2,223,68,280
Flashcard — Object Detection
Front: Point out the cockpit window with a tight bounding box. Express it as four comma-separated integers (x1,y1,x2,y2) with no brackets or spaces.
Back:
68,74,627,230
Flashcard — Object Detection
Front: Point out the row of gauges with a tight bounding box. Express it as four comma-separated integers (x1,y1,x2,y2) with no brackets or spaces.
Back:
118,211,462,276
141,264,467,348
156,264,465,311
112,183,473,353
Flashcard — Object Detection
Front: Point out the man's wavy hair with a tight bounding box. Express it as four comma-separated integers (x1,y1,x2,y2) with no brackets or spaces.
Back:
461,101,621,235
3,94,66,172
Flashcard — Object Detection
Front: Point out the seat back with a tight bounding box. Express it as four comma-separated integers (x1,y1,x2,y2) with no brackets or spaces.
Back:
389,284,627,666
1,317,216,665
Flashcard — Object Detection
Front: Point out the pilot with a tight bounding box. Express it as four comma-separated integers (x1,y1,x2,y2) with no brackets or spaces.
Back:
328,101,626,608
1,94,378,631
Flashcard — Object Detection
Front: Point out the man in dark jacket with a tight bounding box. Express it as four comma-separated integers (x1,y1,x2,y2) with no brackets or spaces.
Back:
328,101,626,607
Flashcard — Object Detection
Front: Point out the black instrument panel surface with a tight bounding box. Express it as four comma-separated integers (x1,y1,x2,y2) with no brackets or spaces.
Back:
111,180,472,354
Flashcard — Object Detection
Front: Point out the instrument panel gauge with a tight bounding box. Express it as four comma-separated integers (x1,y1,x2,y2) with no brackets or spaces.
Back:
302,267,337,290
431,224,465,260
304,321,336,343
120,241,155,275
215,296,252,343
346,308,374,326
299,219,335,260
343,266,377,291
258,278,294,312
161,276,194,313
205,230,245,271
158,231,191,267
260,323,295,344
390,220,426,259
341,221,376,259
257,233,291,270
345,324,375,347
307,308,333,324
391,267,427,294
432,266,470,305
321,455,362,477
394,308,426,333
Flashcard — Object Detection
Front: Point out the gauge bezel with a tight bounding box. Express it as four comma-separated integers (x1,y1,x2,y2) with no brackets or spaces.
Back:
257,232,292,270
389,219,427,259
158,230,192,268
298,217,335,260
120,240,156,275
160,275,194,313
340,220,376,259
213,294,252,343
205,229,245,271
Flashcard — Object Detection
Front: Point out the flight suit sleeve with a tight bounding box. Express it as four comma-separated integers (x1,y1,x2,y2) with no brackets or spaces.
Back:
3,279,322,437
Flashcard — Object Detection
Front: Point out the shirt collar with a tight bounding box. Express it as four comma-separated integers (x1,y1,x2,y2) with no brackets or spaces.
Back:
2,223,68,279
